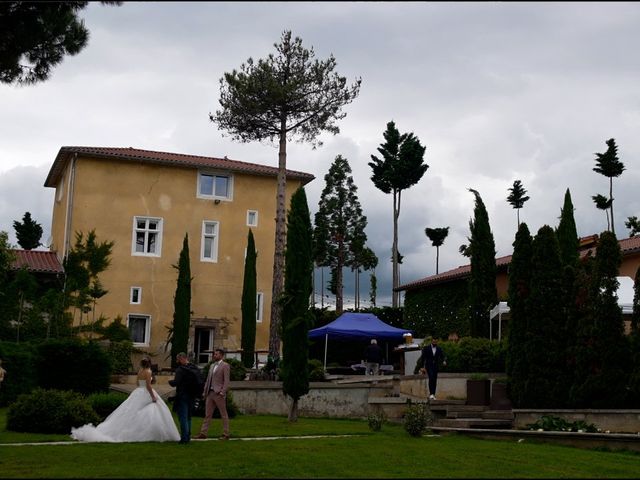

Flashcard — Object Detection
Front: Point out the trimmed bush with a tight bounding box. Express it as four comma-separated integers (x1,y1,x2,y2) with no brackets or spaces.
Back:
7,388,99,433
367,411,387,431
86,391,128,421
106,340,135,374
36,338,111,395
226,358,247,381
0,341,38,406
308,359,326,381
403,402,432,437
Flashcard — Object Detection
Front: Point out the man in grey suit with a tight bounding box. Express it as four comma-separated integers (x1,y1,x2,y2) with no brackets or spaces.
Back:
194,348,231,440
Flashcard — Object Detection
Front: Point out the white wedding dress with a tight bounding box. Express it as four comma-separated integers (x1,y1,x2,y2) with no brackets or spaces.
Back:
71,380,180,442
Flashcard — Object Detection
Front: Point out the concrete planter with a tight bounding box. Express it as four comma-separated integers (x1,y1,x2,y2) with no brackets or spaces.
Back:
490,382,512,410
466,379,490,406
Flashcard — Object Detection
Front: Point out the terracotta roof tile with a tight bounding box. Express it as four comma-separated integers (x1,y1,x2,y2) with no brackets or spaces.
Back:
44,146,315,187
11,250,64,274
398,234,640,292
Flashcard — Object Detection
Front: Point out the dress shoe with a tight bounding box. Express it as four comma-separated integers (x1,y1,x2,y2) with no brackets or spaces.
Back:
220,434,230,440
193,433,207,439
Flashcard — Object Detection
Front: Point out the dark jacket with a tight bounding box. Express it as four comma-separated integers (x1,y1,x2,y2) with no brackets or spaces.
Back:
422,344,446,371
169,362,199,411
364,343,383,364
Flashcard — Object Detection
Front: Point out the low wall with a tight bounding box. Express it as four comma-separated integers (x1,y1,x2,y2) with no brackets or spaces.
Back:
399,373,505,399
514,409,640,434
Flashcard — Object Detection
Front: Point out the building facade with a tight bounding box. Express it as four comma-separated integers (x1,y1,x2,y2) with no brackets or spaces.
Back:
45,146,314,368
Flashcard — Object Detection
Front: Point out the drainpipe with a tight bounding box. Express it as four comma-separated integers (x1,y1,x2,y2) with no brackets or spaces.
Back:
63,153,77,259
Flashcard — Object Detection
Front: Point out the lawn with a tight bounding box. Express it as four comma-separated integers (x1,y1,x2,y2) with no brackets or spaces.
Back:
1,409,639,478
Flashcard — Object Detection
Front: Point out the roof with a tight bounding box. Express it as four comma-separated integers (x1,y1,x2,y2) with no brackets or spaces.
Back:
11,250,64,274
397,234,640,292
44,146,315,187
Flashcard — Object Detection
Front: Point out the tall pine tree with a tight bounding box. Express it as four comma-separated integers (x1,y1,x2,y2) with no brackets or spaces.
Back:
556,189,579,267
170,234,191,369
281,187,313,422
241,229,257,368
13,212,43,250
466,189,497,338
505,222,532,408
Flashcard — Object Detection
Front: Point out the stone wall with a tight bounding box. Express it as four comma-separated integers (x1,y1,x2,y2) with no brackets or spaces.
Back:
513,409,640,434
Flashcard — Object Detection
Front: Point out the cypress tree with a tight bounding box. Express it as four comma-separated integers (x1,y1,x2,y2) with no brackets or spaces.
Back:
241,229,258,368
281,187,314,422
467,189,497,338
522,225,567,407
170,234,191,369
505,222,532,408
556,189,579,268
13,212,43,250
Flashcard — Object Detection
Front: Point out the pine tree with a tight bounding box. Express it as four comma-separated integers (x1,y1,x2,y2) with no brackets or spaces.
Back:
506,180,530,227
591,194,612,231
556,189,579,267
369,120,428,307
593,138,625,235
170,234,191,369
212,30,360,361
625,216,640,237
523,225,567,407
313,155,369,313
505,222,532,408
241,229,257,368
425,227,449,274
466,189,497,338
280,187,313,422
13,212,43,250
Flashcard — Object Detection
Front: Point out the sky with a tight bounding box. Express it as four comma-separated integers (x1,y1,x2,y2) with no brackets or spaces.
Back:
1,2,640,309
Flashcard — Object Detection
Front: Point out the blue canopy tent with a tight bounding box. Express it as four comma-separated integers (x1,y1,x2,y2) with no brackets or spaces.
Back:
308,312,413,370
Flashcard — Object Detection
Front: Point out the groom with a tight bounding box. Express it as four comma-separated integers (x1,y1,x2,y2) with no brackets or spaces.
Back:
194,348,231,440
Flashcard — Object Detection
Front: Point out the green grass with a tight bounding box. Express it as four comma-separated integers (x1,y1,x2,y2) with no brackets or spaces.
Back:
1,408,639,478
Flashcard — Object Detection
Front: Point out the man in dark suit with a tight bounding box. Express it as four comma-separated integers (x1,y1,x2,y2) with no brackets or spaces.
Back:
420,337,446,400
169,352,200,443
194,348,231,440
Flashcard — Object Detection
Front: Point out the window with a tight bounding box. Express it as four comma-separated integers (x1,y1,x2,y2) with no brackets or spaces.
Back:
130,287,141,304
197,171,232,200
256,292,264,322
247,210,258,227
201,221,219,262
127,314,150,346
132,217,163,256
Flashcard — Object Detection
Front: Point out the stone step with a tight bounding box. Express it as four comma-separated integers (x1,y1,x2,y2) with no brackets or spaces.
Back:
482,410,515,420
445,405,489,413
447,410,488,419
434,418,513,429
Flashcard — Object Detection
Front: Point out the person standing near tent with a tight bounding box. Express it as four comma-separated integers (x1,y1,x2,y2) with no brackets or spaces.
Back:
420,337,446,400
364,339,383,375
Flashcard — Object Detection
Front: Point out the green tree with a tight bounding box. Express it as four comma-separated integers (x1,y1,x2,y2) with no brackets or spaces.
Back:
466,189,497,338
625,216,640,237
556,188,579,267
241,229,257,369
571,231,630,407
591,193,612,231
313,155,369,313
425,227,449,274
352,246,377,309
0,2,121,85
506,180,530,227
13,212,42,250
629,266,640,404
505,222,532,408
593,138,625,236
369,269,377,308
170,234,192,369
211,30,361,361
369,120,428,307
63,230,113,331
522,225,568,407
280,187,313,422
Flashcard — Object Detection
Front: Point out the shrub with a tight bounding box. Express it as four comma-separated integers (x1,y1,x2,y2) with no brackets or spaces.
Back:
0,341,38,406
106,340,135,374
36,339,111,395
308,359,326,381
367,411,387,431
7,388,99,433
86,391,128,421
226,358,247,381
403,402,432,437
526,415,598,433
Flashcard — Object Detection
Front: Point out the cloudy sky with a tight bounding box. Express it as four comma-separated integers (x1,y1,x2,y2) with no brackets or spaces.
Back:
2,2,640,308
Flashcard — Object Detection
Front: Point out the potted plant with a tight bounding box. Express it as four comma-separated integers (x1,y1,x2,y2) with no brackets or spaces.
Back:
466,373,490,406
490,377,512,410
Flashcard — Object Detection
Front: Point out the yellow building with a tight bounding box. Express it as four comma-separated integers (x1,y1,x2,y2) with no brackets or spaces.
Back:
44,146,314,368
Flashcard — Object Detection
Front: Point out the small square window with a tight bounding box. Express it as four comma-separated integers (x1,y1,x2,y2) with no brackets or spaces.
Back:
247,210,258,227
130,287,141,304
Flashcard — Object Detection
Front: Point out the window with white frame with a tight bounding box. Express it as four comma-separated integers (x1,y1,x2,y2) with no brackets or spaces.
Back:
197,171,232,200
132,217,162,256
247,210,258,227
127,314,150,345
201,221,219,262
256,292,264,322
130,287,141,304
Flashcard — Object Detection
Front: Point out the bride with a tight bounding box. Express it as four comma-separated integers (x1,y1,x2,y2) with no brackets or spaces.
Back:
71,357,180,442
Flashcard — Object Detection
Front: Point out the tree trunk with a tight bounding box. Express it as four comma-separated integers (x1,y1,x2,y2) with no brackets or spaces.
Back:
436,246,440,275
288,397,299,422
336,237,344,314
268,124,287,360
609,178,615,235
392,190,401,307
